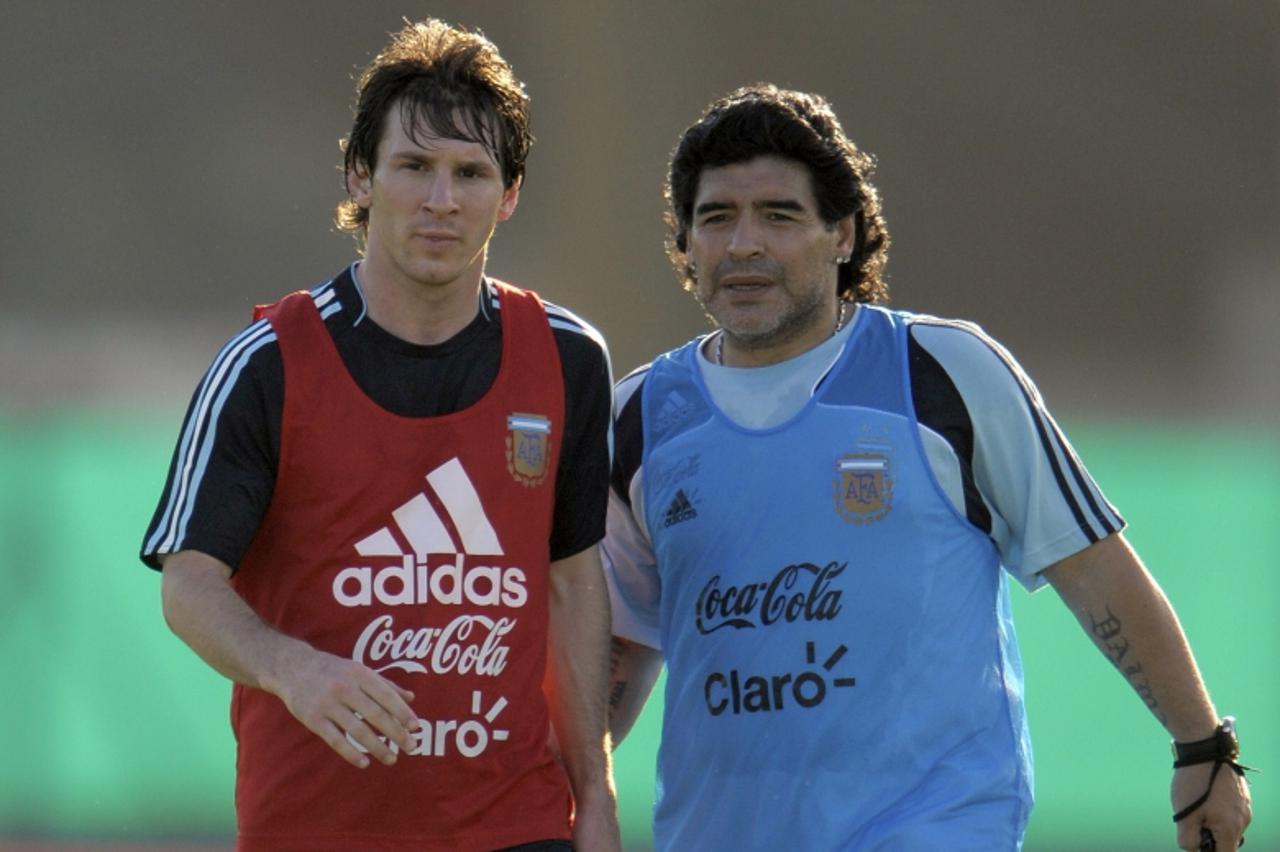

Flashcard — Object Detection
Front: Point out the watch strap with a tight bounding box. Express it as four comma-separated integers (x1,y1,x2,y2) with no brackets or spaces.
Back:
1173,717,1239,768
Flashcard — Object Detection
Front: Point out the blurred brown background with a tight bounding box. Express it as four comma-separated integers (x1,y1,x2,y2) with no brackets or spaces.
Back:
2,1,1276,424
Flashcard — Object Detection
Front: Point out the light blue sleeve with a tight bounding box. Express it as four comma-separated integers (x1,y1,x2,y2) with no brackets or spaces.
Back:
601,475,663,650
912,320,1125,590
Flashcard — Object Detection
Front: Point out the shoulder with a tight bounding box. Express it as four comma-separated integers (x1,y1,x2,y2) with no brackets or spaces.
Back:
905,313,1006,365
610,342,699,459
249,270,358,360
903,314,1060,481
543,298,612,377
204,316,281,391
904,314,1040,412
615,363,650,413
902,313,1124,576
904,312,1036,380
541,298,608,350
489,284,611,377
257,269,354,323
611,364,652,506
200,274,358,409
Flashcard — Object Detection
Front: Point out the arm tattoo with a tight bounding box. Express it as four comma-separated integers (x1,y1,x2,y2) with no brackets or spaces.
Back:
608,637,628,715
1089,605,1169,725
608,680,628,715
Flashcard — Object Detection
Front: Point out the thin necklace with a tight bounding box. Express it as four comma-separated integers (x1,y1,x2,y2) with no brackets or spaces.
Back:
715,300,850,365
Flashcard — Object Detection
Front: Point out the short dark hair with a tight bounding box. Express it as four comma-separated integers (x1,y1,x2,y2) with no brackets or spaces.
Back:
336,18,532,236
666,84,890,303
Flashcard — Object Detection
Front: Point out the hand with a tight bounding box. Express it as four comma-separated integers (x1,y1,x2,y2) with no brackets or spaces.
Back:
571,785,622,852
1172,762,1252,851
271,646,419,768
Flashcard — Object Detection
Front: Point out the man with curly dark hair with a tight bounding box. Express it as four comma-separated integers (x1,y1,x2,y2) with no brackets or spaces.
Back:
142,18,620,851
603,84,1250,851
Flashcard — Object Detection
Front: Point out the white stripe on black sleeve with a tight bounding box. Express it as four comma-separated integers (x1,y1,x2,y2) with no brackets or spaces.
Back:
144,320,276,556
145,282,339,558
910,318,1123,574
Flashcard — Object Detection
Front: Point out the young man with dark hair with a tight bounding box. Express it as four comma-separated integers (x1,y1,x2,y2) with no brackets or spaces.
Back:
604,84,1251,851
141,19,621,851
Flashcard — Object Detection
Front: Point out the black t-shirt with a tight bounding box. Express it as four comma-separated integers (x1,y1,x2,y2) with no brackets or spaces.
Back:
140,264,613,571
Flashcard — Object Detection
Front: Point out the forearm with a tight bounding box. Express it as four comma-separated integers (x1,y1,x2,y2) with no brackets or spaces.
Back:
608,636,663,747
160,549,308,695
161,549,420,767
546,549,617,799
1045,533,1216,739
1047,533,1253,846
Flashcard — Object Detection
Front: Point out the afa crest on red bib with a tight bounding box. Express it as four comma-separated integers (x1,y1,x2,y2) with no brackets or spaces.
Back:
506,412,552,486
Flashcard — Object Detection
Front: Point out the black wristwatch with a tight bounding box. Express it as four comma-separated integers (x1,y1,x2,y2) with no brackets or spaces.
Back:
1170,716,1251,842
1172,716,1240,767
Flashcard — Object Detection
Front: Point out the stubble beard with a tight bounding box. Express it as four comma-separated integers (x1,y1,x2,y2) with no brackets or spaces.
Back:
704,278,829,354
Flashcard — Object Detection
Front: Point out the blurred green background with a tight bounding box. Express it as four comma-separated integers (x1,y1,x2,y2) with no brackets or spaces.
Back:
0,415,1273,850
